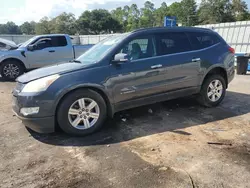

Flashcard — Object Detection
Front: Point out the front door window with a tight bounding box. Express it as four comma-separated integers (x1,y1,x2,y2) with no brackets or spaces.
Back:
116,36,156,62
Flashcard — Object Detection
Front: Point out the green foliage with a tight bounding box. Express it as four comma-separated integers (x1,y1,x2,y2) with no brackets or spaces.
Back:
20,21,36,34
111,7,124,29
126,4,141,31
232,0,250,21
35,17,51,34
77,9,122,34
0,0,250,35
168,2,182,20
0,22,21,34
50,13,76,35
140,1,155,28
180,0,198,26
198,0,235,24
154,2,169,27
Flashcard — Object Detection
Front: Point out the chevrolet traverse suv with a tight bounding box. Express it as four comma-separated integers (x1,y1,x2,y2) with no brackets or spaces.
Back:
12,27,235,136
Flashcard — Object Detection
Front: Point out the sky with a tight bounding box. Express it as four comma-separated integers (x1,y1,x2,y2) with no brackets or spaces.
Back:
0,0,250,25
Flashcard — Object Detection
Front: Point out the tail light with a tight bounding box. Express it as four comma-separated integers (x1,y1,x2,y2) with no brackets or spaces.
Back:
229,47,235,54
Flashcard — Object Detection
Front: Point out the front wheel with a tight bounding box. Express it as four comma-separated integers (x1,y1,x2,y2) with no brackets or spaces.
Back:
198,74,226,107
0,60,24,81
57,89,107,136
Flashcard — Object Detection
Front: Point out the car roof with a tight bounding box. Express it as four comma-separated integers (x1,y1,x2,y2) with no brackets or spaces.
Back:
131,27,213,34
37,34,69,37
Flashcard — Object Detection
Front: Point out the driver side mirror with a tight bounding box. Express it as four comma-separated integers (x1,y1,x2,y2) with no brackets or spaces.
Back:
27,45,35,51
112,53,130,64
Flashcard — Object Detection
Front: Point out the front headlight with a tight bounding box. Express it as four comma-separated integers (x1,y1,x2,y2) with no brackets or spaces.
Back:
21,74,60,93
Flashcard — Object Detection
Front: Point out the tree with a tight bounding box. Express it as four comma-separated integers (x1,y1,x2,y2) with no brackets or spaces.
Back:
0,22,21,34
123,5,130,31
0,24,8,34
198,0,235,24
111,7,124,24
35,17,51,34
111,7,129,32
154,2,169,27
179,0,198,26
168,2,183,23
1,1,250,35
232,0,250,21
140,1,155,28
77,9,122,34
126,4,140,31
20,21,36,34
50,12,76,35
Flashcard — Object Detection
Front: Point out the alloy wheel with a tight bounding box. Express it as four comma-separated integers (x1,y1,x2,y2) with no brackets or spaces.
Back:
68,98,100,130
3,63,20,78
207,79,223,102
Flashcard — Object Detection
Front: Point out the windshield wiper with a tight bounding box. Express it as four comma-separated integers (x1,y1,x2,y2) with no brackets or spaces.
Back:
70,59,82,63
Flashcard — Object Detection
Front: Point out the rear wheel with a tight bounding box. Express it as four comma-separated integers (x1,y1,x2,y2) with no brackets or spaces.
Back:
0,60,24,81
57,89,107,136
198,74,226,107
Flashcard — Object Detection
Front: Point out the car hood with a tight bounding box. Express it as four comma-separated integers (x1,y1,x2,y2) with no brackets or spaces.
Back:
17,62,85,83
0,38,17,48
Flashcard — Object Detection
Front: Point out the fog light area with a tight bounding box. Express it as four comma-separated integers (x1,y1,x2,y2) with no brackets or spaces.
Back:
20,107,39,116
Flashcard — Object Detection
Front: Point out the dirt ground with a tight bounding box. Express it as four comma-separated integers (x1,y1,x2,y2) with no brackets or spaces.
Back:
0,74,250,188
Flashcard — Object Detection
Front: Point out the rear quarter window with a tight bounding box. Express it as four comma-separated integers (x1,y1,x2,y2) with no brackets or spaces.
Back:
187,32,220,50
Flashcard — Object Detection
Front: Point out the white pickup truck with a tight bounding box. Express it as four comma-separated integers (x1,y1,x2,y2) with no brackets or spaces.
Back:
0,34,92,80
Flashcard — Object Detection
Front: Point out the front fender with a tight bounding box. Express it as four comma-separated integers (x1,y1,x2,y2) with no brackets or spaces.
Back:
52,81,114,116
0,51,28,68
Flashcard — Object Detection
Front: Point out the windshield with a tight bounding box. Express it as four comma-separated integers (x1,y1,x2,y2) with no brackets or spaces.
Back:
77,34,128,64
19,36,38,48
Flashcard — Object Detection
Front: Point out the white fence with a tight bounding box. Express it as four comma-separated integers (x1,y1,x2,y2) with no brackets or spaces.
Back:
0,35,35,45
0,34,121,45
1,21,250,52
79,34,121,45
196,21,250,53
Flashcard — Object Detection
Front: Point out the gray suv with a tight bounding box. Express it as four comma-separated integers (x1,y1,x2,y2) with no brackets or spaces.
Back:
12,27,235,136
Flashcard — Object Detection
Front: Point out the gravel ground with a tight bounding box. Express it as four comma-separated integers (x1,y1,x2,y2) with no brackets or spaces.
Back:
0,74,250,188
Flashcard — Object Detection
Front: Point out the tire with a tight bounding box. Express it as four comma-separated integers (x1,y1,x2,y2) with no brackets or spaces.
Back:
198,74,226,107
57,89,107,136
0,60,24,81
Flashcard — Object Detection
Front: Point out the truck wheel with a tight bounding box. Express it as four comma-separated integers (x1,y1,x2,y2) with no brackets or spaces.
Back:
57,89,107,136
198,74,226,107
0,60,24,81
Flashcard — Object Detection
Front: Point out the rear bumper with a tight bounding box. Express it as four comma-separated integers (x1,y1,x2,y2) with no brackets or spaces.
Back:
13,110,55,133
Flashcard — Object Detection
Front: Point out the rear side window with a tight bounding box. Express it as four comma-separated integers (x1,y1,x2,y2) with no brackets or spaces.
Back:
157,32,192,55
51,36,67,47
187,32,220,50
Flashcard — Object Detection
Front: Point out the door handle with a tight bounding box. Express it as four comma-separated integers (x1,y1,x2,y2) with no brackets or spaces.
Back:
49,50,55,53
192,58,201,62
151,64,162,69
